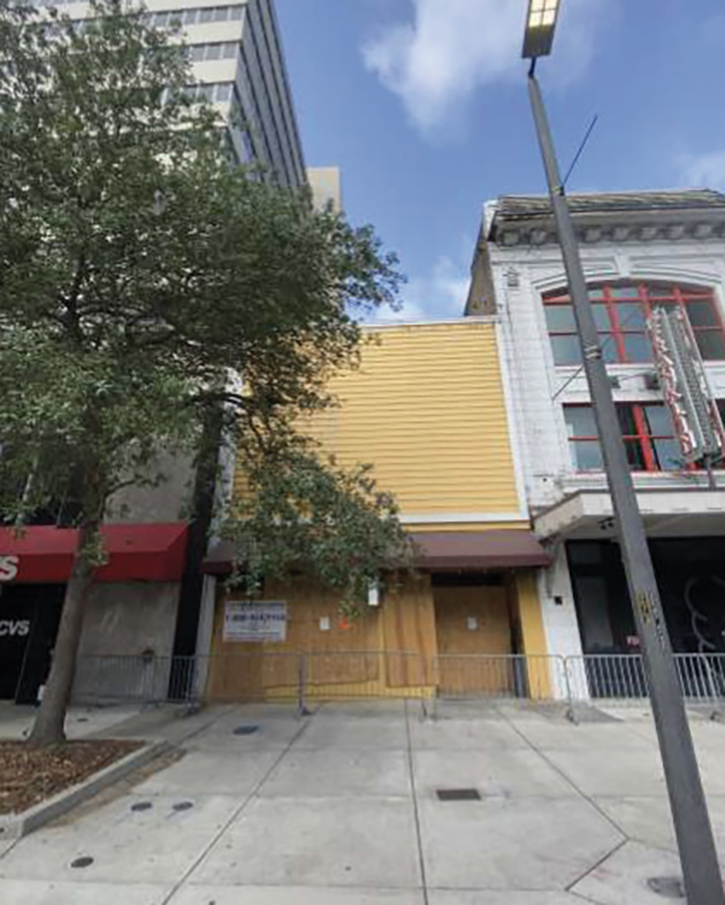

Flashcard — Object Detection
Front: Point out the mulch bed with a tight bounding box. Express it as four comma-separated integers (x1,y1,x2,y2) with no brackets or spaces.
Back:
0,739,143,816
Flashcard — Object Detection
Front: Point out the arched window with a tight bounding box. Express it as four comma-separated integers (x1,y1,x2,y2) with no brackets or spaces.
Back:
543,282,725,366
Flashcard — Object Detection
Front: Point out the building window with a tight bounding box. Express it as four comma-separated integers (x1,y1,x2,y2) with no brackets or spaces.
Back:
564,403,685,472
544,282,725,366
187,42,239,63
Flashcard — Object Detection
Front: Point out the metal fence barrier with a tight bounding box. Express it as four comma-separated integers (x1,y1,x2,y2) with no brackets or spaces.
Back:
674,653,725,704
433,654,568,702
71,651,725,713
565,654,649,703
565,653,725,709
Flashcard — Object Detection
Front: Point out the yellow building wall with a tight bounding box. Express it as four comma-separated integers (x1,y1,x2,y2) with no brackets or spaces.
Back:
219,320,552,702
234,320,525,527
306,321,522,519
515,570,551,699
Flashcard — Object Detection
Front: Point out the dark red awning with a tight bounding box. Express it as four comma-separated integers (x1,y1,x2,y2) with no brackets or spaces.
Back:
0,523,188,584
201,530,549,577
410,530,549,570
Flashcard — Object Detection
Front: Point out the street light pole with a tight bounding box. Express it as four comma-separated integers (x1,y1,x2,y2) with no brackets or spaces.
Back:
525,48,724,905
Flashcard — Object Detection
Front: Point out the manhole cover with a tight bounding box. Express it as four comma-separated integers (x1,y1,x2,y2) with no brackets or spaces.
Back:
131,801,153,812
173,801,194,812
647,877,685,899
233,725,259,736
436,788,481,802
71,856,94,869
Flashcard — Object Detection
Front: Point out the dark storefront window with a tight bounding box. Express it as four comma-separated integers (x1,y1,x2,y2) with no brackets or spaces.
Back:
544,282,725,366
568,538,725,657
564,403,683,472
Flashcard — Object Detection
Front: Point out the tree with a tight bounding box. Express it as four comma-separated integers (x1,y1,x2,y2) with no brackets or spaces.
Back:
0,0,408,746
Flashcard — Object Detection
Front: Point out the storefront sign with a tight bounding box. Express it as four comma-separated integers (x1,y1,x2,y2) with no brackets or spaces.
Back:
0,556,19,582
223,601,287,643
0,620,29,636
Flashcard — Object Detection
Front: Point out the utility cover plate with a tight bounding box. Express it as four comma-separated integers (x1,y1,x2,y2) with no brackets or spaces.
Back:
647,877,685,899
436,788,481,802
233,725,260,736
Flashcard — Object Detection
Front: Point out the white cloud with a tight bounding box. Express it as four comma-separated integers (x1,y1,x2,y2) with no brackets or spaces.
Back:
363,0,610,137
370,254,470,323
679,152,725,192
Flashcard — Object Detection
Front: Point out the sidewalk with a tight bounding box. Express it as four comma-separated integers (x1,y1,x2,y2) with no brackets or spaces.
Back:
1,699,724,903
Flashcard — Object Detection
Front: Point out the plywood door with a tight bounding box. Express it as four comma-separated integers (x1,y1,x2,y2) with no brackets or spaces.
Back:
381,574,437,687
433,585,513,694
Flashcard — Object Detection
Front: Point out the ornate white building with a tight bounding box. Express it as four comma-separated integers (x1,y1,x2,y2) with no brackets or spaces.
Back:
466,190,725,663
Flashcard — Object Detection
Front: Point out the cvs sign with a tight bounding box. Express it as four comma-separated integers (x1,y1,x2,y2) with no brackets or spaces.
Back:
0,556,19,582
0,620,29,637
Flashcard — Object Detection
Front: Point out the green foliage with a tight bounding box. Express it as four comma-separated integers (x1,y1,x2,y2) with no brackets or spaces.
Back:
0,0,407,596
228,435,413,613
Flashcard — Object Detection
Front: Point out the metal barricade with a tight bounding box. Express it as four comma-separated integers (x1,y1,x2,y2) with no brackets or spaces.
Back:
202,651,302,704
433,654,566,702
72,651,725,712
72,654,174,704
674,653,725,705
565,653,725,708
565,654,648,703
301,650,429,707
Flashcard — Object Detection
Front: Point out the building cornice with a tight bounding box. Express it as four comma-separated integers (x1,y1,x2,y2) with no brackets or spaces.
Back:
488,191,725,250
493,210,725,249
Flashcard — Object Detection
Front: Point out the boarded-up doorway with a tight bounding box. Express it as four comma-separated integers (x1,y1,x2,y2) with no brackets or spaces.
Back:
432,573,514,695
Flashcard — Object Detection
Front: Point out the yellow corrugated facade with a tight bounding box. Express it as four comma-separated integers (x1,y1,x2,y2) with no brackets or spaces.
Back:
306,320,525,529
215,319,552,700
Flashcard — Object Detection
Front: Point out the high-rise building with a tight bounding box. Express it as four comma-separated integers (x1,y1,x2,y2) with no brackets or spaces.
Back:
308,166,343,213
41,0,307,186
0,0,310,706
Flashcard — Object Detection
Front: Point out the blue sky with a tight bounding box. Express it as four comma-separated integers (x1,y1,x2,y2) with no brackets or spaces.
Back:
275,0,725,321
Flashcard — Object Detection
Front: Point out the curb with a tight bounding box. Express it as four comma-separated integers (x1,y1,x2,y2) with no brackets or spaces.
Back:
0,738,170,840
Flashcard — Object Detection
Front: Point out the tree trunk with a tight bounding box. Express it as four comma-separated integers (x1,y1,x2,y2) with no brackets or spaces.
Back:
27,521,98,748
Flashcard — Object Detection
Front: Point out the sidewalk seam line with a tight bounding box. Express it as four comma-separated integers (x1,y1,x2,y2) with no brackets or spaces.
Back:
159,712,312,905
497,706,630,841
405,699,430,905
564,836,628,893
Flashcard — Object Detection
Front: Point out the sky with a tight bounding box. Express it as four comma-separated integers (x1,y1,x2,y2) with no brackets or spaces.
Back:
274,0,725,322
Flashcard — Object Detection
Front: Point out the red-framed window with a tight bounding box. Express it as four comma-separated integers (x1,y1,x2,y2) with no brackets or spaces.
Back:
544,282,725,366
564,403,686,472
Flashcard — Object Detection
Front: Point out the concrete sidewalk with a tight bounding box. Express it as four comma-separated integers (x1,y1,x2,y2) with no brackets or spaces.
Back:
1,699,724,903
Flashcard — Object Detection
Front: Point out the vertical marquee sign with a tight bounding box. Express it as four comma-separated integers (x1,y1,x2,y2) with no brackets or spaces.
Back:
648,308,725,465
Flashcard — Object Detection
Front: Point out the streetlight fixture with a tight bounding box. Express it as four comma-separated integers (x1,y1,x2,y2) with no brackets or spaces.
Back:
522,0,560,60
521,1,725,902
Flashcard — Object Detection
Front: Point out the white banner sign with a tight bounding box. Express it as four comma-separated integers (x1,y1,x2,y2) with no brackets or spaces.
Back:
223,601,287,643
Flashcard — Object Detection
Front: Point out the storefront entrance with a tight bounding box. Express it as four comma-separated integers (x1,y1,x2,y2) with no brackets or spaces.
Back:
0,584,65,703
568,537,725,655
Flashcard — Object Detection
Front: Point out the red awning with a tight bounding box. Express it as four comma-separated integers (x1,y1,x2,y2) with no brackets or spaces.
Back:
0,523,188,584
410,531,549,570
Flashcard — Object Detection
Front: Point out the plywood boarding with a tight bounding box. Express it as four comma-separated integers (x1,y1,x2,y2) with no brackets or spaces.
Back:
381,574,438,687
207,575,440,700
207,578,381,700
234,322,521,518
433,583,514,694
